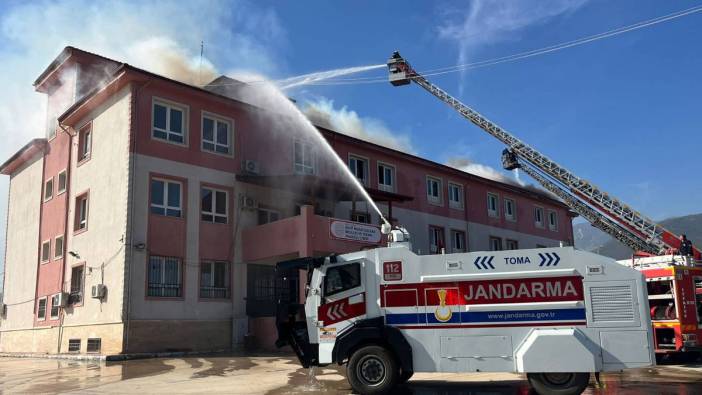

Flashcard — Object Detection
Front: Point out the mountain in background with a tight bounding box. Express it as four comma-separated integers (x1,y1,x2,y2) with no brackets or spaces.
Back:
574,213,702,260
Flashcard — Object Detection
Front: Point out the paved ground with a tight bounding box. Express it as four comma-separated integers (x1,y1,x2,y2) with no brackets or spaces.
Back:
1,354,702,394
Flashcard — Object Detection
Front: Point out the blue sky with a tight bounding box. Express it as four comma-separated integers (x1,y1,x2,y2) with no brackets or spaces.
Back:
265,0,702,222
1,0,701,268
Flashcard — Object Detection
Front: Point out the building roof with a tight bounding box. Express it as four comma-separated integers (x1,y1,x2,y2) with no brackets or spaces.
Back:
43,46,567,209
33,46,121,92
0,139,47,175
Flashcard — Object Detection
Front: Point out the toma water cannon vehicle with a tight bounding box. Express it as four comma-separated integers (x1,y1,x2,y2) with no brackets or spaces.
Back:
387,50,702,357
275,230,654,395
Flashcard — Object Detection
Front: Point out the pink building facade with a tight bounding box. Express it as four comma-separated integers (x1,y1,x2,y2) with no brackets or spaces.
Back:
0,47,575,354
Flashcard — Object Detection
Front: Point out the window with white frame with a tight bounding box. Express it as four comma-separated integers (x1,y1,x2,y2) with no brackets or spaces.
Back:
44,178,53,202
57,170,67,194
202,114,231,155
534,206,545,228
448,183,463,209
75,193,89,231
54,235,64,259
429,226,445,254
548,210,558,231
69,265,85,305
348,155,368,185
78,125,92,162
50,294,60,319
47,116,57,140
378,162,395,192
451,230,466,253
257,207,280,225
37,297,47,320
504,198,516,221
200,261,230,299
41,240,51,263
489,236,503,251
506,239,519,250
487,193,499,217
426,176,442,204
151,179,182,218
201,187,227,224
148,255,183,297
351,211,371,224
68,339,81,352
294,140,315,175
152,100,186,144
87,338,101,353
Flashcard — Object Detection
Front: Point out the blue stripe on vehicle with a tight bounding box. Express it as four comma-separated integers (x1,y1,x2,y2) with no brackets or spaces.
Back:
385,313,422,325
460,308,585,323
385,308,586,325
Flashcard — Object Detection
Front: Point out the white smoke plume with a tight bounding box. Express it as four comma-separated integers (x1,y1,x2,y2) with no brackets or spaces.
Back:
303,98,416,154
446,157,525,187
447,157,560,200
0,0,286,276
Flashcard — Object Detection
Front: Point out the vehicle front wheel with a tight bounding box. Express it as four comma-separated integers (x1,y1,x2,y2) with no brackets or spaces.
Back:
527,372,590,395
346,345,399,395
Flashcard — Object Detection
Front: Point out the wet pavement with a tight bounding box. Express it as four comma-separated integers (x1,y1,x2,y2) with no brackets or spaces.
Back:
0,354,701,394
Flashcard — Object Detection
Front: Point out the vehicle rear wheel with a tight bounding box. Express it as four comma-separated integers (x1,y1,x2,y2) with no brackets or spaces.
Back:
346,345,399,395
527,372,590,395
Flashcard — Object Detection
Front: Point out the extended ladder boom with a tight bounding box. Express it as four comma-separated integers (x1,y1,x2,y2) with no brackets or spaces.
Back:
387,51,699,259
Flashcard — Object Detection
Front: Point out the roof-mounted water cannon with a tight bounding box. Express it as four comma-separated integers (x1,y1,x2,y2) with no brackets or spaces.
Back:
381,222,392,235
387,226,412,250
387,51,413,86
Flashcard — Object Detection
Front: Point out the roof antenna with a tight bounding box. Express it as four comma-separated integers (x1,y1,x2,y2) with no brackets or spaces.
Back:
198,40,204,86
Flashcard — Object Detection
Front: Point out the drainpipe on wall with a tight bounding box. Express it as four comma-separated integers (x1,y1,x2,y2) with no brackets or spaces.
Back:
231,187,247,350
123,79,151,354
56,123,74,354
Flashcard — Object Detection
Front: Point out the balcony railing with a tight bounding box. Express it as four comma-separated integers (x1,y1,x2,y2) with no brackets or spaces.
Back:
199,286,230,299
147,283,182,298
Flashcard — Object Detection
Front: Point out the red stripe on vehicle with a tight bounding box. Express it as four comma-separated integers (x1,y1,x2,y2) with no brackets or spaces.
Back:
318,292,366,326
380,276,584,307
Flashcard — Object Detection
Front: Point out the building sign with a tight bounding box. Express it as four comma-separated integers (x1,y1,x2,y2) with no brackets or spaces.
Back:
330,219,381,244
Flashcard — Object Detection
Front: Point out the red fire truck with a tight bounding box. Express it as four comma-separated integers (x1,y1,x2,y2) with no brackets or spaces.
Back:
619,255,702,359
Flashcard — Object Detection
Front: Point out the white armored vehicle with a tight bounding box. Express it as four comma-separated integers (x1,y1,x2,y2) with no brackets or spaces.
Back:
276,229,654,394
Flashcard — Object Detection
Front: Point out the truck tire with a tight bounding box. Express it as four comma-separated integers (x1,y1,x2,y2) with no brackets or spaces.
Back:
527,372,590,395
346,345,399,394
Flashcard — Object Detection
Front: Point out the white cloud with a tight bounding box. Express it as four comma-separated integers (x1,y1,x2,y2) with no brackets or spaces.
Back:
0,0,286,277
303,98,416,154
437,0,586,90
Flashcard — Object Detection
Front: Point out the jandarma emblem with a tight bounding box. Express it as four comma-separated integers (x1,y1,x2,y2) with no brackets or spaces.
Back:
434,289,452,322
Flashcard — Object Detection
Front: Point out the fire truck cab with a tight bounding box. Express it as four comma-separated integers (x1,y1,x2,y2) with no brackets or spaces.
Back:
276,230,654,395
619,255,702,358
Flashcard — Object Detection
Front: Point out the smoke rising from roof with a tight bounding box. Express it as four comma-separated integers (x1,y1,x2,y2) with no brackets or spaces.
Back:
126,37,219,86
303,98,416,154
0,0,287,280
446,157,525,186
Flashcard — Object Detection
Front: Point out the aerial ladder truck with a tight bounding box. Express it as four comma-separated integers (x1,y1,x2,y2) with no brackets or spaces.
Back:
387,51,702,358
